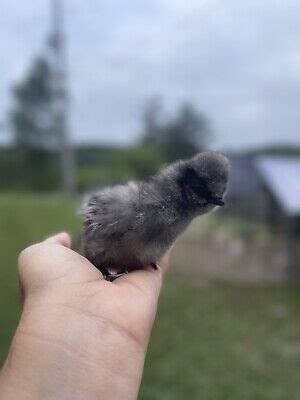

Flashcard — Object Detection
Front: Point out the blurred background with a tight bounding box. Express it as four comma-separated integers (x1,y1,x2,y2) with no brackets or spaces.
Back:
1,1,300,398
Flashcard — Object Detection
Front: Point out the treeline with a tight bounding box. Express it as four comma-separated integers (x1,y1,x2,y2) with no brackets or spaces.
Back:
0,144,164,192
2,142,298,192
76,144,165,191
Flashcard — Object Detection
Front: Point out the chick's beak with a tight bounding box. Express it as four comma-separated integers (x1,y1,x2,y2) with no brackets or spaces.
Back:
209,197,225,207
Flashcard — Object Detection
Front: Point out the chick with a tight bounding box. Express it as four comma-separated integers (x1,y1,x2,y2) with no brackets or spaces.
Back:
82,151,229,281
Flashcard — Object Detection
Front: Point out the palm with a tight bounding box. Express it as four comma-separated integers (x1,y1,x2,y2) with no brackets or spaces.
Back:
20,237,163,348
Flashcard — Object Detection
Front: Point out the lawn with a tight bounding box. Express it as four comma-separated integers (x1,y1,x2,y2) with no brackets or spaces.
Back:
0,192,81,362
0,192,300,399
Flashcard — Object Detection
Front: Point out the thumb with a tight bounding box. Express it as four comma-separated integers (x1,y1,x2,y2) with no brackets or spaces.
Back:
18,232,97,297
18,233,72,297
43,232,72,247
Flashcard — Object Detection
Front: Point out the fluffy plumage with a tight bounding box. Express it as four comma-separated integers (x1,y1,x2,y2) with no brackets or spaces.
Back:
82,152,230,280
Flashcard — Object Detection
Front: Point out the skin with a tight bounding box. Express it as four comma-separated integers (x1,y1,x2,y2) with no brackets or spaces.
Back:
0,232,170,400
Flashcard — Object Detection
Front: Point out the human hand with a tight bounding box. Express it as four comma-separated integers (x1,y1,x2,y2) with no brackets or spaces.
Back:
0,233,169,400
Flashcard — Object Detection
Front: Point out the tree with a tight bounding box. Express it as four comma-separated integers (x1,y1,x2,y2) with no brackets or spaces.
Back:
10,56,57,149
141,98,212,162
9,56,60,190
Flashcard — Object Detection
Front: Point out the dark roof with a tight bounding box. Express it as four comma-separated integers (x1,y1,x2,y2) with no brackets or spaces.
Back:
227,156,262,198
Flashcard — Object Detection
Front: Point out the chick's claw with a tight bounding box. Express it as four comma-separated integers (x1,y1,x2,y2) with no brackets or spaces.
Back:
151,262,159,270
105,269,128,282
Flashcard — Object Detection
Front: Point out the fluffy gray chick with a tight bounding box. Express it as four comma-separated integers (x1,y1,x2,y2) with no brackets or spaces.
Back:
82,151,229,280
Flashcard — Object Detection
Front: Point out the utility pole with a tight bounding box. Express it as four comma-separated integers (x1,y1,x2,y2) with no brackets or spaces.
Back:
48,0,76,195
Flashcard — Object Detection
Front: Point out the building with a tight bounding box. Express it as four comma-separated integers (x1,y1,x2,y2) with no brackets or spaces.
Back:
225,155,300,281
256,156,300,236
227,155,300,231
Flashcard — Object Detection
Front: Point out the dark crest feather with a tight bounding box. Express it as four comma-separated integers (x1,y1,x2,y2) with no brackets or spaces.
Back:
177,167,212,200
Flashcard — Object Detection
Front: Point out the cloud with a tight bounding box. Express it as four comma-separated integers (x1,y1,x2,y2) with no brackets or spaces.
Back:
1,0,300,150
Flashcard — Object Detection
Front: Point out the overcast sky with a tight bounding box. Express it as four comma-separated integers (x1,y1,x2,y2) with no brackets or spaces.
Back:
1,0,300,150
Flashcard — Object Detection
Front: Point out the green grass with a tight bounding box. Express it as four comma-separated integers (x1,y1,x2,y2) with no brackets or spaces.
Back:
0,192,80,362
0,192,300,399
141,280,300,399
